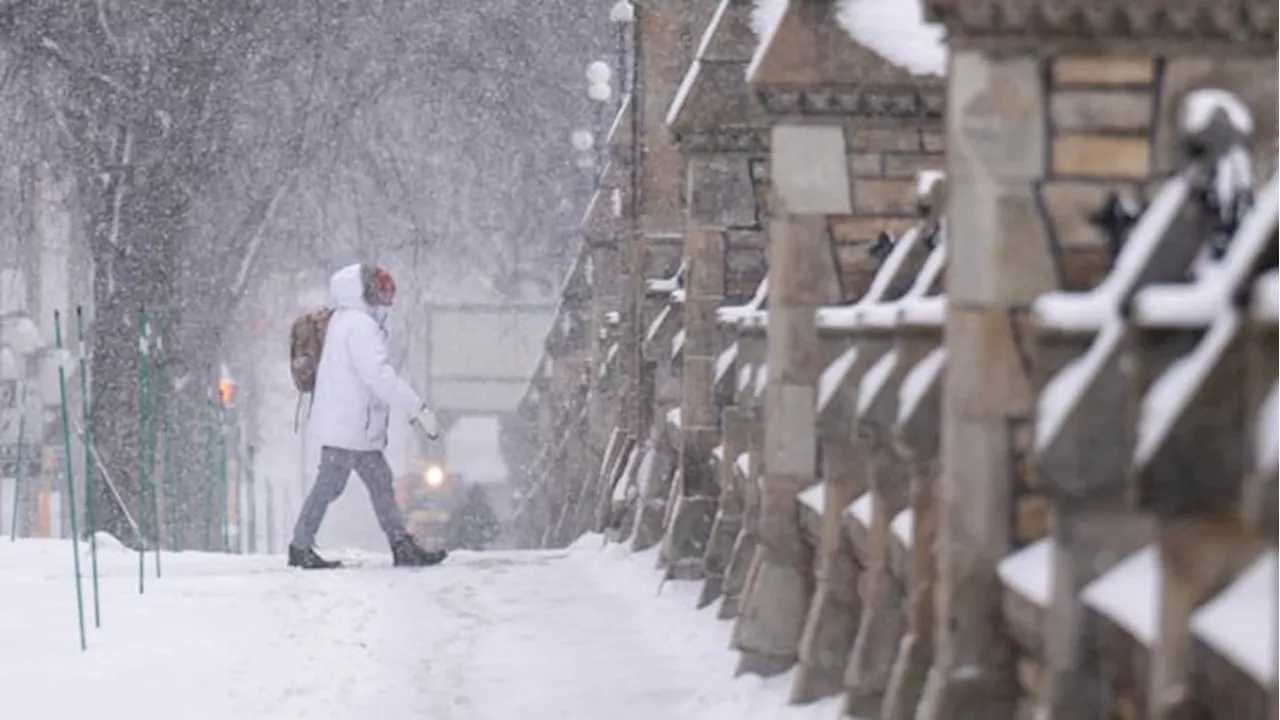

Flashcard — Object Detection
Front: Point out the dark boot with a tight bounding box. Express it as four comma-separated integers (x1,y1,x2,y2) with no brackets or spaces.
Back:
288,545,342,570
391,536,448,567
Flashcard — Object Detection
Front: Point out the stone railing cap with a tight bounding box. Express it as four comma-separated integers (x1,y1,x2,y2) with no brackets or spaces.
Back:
923,0,1278,42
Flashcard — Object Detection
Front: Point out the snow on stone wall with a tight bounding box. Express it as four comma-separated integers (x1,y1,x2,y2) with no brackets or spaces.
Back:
835,0,947,76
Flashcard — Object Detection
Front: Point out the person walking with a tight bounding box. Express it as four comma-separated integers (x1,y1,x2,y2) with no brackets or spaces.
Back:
288,262,446,569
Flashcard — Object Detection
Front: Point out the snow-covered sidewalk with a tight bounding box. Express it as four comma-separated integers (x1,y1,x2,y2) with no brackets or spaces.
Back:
2,535,840,720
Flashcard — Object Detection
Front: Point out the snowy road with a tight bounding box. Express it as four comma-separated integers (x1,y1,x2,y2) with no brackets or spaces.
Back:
3,536,840,720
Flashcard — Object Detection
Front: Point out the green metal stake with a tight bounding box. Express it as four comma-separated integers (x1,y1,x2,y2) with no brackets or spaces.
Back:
54,311,88,652
218,406,228,552
9,406,24,542
136,309,150,594
164,401,177,552
75,307,101,627
246,446,257,554
204,400,214,551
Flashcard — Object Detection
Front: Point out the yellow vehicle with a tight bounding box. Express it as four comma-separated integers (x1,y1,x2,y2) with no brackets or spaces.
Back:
394,461,457,549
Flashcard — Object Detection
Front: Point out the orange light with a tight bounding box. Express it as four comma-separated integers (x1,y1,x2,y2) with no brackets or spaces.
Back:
218,379,235,406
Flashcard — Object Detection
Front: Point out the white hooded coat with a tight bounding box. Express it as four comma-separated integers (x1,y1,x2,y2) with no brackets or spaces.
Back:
308,263,423,451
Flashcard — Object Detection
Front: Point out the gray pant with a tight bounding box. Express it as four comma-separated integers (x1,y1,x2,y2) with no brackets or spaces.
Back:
291,447,410,549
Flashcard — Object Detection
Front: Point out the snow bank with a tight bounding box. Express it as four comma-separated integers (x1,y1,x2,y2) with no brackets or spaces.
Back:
996,538,1054,608
835,0,947,76
1190,549,1278,686
1082,545,1161,646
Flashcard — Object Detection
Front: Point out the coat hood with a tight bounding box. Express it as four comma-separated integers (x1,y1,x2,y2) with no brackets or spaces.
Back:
329,263,367,310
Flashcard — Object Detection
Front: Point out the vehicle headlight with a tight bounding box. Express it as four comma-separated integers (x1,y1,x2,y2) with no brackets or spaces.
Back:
423,464,446,489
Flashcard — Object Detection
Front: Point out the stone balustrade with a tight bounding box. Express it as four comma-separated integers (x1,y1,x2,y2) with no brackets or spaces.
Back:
503,1,1277,718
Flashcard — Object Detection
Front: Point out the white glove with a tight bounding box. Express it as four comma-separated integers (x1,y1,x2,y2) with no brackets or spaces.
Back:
410,407,440,441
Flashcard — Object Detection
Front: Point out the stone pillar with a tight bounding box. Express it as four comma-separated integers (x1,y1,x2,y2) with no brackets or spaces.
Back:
719,324,766,619
731,199,840,674
792,422,864,702
660,228,723,576
661,0,770,582
619,0,711,443
699,404,747,607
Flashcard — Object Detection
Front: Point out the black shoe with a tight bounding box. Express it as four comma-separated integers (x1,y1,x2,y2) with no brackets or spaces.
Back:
288,545,342,570
391,537,448,567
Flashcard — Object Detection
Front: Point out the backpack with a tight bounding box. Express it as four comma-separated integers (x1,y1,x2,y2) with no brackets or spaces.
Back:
289,307,334,394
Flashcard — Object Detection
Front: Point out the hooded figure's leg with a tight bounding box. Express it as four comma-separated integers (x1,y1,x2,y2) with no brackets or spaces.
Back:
291,447,355,549
352,451,411,544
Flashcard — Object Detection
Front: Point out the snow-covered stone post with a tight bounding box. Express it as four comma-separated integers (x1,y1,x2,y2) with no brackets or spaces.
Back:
660,0,771,581
718,309,767,619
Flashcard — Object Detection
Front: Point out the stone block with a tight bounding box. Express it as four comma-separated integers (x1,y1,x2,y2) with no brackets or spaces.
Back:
848,127,922,153
732,557,810,657
849,152,884,177
768,215,841,306
771,124,852,215
1052,135,1150,179
764,383,817,476
947,307,1034,417
834,240,883,303
854,178,918,215
883,152,944,180
829,216,916,245
1053,56,1155,86
688,155,761,228
952,51,1046,181
940,414,1014,554
920,130,945,153
947,186,1057,307
1050,90,1152,134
